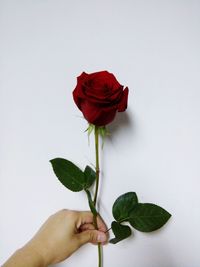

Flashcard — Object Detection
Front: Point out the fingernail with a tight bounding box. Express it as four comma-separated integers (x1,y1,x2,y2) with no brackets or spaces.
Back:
97,233,107,243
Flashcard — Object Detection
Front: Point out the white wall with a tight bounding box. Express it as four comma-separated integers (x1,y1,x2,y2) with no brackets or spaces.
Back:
1,1,200,266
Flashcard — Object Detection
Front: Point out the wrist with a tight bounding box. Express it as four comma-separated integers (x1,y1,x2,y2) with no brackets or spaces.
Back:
3,244,46,267
23,244,46,267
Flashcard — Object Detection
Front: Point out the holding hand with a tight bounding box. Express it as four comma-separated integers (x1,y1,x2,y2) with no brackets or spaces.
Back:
3,209,108,267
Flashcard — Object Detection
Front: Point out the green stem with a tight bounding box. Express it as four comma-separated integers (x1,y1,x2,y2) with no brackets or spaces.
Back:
93,126,100,207
98,243,101,267
93,126,102,267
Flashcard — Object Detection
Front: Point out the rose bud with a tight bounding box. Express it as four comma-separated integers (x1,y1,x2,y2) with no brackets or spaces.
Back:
73,71,129,126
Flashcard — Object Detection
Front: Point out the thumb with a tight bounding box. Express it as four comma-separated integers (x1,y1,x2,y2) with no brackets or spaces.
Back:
77,230,107,246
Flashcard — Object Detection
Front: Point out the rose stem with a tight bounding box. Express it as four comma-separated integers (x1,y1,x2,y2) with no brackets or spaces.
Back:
94,126,100,206
93,126,102,267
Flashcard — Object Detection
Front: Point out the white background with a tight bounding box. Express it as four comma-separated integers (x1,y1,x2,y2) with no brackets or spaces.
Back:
0,1,200,266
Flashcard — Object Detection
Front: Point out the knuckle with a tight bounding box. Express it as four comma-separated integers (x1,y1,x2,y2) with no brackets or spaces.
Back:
60,209,74,216
56,209,77,220
89,231,96,242
67,209,76,216
65,210,78,220
59,208,69,214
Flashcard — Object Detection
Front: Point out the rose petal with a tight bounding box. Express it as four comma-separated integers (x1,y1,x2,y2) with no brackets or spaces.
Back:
73,84,83,110
118,87,129,112
81,100,117,126
77,72,89,82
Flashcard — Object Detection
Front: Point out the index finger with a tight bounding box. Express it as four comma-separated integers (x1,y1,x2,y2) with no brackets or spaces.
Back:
96,215,107,232
77,211,107,232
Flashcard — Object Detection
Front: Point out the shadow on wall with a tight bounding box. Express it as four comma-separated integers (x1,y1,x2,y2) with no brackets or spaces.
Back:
106,110,135,142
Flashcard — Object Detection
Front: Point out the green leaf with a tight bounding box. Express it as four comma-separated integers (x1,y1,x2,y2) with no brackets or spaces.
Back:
129,203,171,232
84,166,96,189
50,158,85,192
85,189,98,216
109,221,132,244
112,192,138,222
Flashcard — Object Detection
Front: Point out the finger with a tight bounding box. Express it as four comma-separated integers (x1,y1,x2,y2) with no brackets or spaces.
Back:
76,230,108,246
77,211,94,225
96,215,107,232
80,223,95,231
78,211,107,232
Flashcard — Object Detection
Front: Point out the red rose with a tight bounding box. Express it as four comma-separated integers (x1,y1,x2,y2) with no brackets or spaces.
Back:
73,71,129,126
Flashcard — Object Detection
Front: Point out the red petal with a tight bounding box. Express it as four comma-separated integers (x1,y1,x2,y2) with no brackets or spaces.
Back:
77,72,89,82
118,87,129,112
81,100,117,126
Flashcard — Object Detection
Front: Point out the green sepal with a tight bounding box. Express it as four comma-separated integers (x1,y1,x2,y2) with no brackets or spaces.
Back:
98,126,106,138
109,221,132,244
50,158,85,192
99,126,110,148
85,124,95,137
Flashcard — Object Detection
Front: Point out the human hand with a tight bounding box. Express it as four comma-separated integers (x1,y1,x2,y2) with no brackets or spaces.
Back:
3,209,108,267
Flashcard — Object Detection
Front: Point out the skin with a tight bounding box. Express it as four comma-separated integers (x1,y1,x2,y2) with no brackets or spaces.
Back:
3,209,108,267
